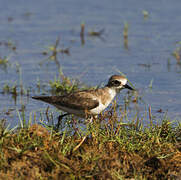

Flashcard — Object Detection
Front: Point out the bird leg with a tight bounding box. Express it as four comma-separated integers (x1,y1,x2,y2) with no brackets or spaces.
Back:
85,114,98,124
85,116,93,123
84,109,96,123
56,113,69,130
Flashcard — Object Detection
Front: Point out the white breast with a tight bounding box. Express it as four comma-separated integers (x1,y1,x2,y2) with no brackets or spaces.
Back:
90,88,117,115
89,102,107,115
108,88,117,100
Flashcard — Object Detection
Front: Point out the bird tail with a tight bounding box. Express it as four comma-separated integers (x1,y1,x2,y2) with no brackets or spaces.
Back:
32,96,54,104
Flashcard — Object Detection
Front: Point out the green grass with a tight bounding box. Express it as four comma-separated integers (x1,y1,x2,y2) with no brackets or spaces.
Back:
0,104,180,179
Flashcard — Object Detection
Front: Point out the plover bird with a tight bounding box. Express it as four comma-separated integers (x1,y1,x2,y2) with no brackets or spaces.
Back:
32,75,134,121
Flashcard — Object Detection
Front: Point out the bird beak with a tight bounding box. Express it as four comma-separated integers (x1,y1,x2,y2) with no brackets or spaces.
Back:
124,84,134,90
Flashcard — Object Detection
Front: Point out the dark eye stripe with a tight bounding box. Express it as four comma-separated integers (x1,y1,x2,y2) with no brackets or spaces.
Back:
113,80,121,85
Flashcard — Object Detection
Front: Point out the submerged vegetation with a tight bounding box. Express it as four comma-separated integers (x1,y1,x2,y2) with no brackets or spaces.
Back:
172,46,181,65
49,70,81,95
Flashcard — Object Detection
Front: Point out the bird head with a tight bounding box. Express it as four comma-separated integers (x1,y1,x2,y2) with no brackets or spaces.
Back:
107,75,134,92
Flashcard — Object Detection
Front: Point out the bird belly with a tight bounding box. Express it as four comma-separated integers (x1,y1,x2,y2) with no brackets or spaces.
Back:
55,105,85,117
89,102,108,115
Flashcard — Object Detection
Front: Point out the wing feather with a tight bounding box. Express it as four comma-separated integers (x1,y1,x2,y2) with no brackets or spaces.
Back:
32,91,99,110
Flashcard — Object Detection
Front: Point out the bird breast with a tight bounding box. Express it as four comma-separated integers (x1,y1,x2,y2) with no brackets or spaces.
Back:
90,87,117,115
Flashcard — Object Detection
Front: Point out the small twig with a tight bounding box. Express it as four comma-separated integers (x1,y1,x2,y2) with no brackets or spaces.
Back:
71,117,81,137
88,29,104,36
149,106,153,127
80,23,85,45
45,106,50,123
73,136,87,152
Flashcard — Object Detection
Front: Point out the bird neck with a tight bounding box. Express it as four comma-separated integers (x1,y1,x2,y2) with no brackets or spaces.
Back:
103,86,117,100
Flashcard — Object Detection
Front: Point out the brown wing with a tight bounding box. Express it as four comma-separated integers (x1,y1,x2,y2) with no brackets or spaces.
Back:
32,91,99,110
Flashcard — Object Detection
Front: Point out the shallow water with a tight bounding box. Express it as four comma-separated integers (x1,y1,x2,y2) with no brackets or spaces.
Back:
0,0,181,127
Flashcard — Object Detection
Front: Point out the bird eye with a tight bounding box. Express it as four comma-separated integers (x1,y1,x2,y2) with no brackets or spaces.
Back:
113,80,120,86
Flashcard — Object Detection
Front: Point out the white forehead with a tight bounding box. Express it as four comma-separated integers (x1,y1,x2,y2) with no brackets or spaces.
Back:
109,75,128,85
119,78,127,85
